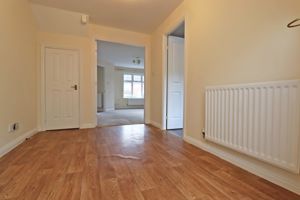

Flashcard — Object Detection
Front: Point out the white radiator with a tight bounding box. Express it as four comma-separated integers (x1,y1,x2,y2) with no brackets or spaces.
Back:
205,80,300,173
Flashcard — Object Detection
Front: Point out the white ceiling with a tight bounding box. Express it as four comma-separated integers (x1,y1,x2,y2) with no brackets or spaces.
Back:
98,41,145,69
29,0,183,33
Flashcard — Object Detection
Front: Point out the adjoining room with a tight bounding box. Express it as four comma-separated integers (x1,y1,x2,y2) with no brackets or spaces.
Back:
96,41,145,127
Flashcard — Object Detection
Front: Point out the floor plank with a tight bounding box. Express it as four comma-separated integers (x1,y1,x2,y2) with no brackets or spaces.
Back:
0,125,299,200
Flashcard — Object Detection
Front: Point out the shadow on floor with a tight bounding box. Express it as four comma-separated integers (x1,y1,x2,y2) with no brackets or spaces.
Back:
167,129,183,138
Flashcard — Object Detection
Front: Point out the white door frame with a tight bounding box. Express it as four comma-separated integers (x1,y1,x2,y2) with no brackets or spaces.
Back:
166,36,185,130
92,37,151,125
40,44,81,131
162,17,187,137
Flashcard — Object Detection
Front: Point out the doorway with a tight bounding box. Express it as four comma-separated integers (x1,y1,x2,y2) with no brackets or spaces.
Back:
96,41,145,127
165,22,185,137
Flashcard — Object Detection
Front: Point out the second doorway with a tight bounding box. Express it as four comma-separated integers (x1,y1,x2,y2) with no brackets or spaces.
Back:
166,22,185,137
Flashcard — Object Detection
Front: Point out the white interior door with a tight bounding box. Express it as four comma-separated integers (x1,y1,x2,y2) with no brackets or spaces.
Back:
45,48,80,130
167,36,184,129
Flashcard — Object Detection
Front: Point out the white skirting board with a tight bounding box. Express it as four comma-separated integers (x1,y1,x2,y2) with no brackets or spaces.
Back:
103,108,115,112
149,121,162,129
0,128,38,158
80,123,97,129
184,135,300,195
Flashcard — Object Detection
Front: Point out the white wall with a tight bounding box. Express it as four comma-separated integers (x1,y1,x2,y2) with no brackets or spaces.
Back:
0,0,37,155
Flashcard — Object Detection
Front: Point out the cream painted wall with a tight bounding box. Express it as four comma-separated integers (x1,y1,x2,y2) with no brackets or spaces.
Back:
36,31,94,128
90,24,152,123
1,0,300,194
0,0,37,152
151,0,300,194
31,4,88,36
150,4,186,127
32,4,152,128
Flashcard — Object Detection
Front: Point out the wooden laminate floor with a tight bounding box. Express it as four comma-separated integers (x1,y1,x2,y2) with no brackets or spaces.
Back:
0,125,299,200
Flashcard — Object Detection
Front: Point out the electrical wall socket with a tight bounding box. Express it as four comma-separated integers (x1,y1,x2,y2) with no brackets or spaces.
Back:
8,123,19,133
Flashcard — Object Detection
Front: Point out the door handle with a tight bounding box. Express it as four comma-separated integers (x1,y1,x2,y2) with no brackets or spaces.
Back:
71,84,78,90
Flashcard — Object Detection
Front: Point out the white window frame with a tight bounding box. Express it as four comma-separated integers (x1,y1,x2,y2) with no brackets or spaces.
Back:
123,74,144,99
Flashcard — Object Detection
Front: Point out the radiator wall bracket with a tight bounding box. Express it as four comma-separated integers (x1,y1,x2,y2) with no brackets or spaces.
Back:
202,128,206,139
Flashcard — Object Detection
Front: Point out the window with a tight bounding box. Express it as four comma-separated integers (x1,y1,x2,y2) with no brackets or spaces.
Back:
123,74,144,99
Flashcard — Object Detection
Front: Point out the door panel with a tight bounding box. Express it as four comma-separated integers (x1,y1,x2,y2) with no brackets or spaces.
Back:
45,48,80,130
167,36,184,130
